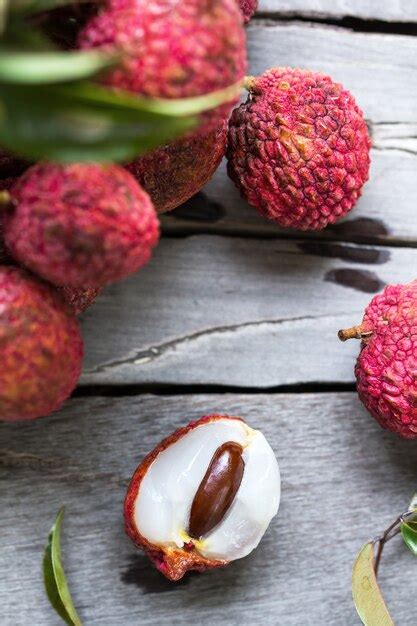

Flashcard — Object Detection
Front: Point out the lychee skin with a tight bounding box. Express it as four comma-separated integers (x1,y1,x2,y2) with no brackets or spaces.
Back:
58,286,101,315
349,281,417,439
125,123,228,213
78,0,247,128
4,163,159,289
227,68,371,231
0,267,83,421
239,0,258,22
125,414,242,581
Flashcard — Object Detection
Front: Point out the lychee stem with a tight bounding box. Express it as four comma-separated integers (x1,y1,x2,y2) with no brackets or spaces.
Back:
243,76,256,92
0,190,12,212
338,325,372,342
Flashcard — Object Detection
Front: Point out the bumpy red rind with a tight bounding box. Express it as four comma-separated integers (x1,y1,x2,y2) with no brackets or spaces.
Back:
124,414,244,581
348,281,417,438
0,267,83,421
4,163,159,289
227,67,371,231
239,0,258,22
78,0,247,129
125,123,228,213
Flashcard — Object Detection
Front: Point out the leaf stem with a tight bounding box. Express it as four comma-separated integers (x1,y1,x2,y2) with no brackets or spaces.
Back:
372,510,417,577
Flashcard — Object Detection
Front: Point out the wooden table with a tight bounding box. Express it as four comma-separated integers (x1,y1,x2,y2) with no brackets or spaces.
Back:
2,3,417,624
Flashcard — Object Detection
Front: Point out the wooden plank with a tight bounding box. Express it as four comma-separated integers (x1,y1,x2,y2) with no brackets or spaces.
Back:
1,393,416,625
258,0,417,23
245,23,417,124
162,22,417,243
80,236,416,387
162,145,417,244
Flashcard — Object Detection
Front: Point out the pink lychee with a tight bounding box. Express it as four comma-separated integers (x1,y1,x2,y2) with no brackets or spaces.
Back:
239,0,258,22
3,163,159,289
339,281,417,439
227,67,371,231
0,266,83,421
125,123,228,213
78,0,247,128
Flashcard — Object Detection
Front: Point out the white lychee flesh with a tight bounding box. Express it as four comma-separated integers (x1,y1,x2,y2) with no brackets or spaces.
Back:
135,418,280,561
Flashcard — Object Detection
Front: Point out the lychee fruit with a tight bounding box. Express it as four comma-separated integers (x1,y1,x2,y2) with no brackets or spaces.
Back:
125,122,228,213
239,0,258,22
0,266,83,421
58,286,101,315
3,163,159,289
227,67,371,231
78,0,247,128
125,414,280,581
339,280,417,439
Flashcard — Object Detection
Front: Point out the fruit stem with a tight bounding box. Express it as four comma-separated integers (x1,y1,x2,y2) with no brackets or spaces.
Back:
372,509,417,577
243,75,255,92
0,190,12,212
338,325,372,342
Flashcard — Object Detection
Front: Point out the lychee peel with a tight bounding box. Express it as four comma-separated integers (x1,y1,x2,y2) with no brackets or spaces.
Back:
339,281,417,438
78,0,247,128
58,286,101,315
239,0,258,22
125,123,228,213
4,163,159,289
0,267,83,421
125,414,280,580
227,67,371,231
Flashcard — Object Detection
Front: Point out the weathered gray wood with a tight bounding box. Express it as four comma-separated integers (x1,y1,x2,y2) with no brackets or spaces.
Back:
1,393,416,625
245,23,417,124
79,236,416,387
258,0,417,22
162,144,417,243
161,22,417,243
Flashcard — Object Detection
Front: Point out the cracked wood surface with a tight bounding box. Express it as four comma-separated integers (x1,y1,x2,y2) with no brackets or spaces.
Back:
162,22,417,243
80,236,416,387
1,393,416,626
258,0,417,22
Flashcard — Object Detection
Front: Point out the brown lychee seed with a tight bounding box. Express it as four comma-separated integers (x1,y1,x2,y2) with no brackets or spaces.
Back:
0,266,83,421
338,280,417,438
227,67,371,231
125,123,228,213
124,414,280,581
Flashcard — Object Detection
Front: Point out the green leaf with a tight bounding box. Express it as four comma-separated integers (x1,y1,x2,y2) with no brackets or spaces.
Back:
43,507,82,626
0,80,240,162
401,522,417,556
10,0,95,15
352,543,394,626
0,83,196,162
0,49,115,84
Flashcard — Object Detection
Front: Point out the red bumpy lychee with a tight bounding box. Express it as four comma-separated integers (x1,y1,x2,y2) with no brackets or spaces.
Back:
339,281,417,439
239,0,258,22
78,0,247,128
227,68,371,231
125,123,228,213
0,267,83,421
3,163,159,289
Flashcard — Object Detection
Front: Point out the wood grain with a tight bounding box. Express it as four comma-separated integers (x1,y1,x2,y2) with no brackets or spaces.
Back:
80,236,416,387
1,393,416,625
258,0,417,22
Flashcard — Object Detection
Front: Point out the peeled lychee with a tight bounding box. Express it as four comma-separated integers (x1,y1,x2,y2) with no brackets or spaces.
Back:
227,68,371,231
239,0,258,22
3,163,159,289
125,414,280,580
339,281,417,439
0,266,83,421
125,123,228,213
78,0,247,128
